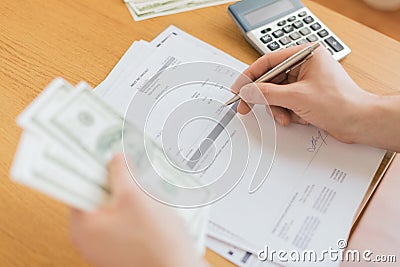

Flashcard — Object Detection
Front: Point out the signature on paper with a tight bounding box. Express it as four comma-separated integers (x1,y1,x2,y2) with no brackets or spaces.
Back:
308,129,328,152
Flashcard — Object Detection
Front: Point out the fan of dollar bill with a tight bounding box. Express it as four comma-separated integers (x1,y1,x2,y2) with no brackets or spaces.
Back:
11,78,208,254
124,0,233,21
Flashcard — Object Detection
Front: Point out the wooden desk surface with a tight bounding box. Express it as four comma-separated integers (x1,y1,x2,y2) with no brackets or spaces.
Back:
0,1,399,266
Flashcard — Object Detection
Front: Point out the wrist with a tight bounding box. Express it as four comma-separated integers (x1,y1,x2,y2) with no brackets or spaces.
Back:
351,92,389,148
354,93,400,149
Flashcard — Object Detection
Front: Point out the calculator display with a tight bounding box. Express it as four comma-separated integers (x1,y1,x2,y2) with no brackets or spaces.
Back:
244,0,295,27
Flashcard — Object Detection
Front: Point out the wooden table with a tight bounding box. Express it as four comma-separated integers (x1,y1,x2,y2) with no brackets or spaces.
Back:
0,1,399,266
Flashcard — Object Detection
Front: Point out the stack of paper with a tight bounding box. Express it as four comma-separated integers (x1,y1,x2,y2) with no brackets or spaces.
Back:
124,0,233,21
94,25,386,266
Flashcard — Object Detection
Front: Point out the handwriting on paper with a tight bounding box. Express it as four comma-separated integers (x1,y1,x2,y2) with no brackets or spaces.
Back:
308,129,328,152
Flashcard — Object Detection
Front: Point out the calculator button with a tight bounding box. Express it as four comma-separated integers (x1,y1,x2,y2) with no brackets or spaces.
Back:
277,20,286,26
279,36,292,45
303,16,314,24
287,16,296,22
272,29,284,38
317,29,329,38
307,34,318,42
325,36,344,52
292,20,304,29
296,39,308,45
260,28,271,34
286,44,296,48
298,11,307,17
283,25,294,33
300,27,311,36
289,32,301,40
310,22,321,31
260,34,273,44
267,41,280,51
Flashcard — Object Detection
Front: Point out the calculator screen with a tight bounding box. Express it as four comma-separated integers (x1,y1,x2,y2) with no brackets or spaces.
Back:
244,0,295,26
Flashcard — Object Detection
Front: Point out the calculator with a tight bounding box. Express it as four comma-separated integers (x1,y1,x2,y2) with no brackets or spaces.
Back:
228,0,351,61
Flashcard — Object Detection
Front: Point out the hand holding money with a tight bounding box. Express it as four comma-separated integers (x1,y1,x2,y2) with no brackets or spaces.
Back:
10,78,208,256
70,154,209,267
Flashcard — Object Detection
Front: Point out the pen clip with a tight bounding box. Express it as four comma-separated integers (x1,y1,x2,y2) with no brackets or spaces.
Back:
284,52,313,75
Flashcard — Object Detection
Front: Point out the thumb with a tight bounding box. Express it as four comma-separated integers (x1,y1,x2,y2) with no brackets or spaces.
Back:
239,82,303,110
107,153,135,198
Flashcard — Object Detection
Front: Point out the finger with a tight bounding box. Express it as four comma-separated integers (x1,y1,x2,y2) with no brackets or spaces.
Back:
240,82,304,109
107,153,135,198
231,72,254,94
287,71,299,84
69,208,86,228
289,111,308,125
269,72,288,85
70,207,85,218
68,207,88,239
237,100,252,114
269,106,291,126
242,44,310,82
231,45,310,94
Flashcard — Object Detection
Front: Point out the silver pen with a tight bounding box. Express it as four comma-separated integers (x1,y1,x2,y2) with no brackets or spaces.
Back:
224,43,320,106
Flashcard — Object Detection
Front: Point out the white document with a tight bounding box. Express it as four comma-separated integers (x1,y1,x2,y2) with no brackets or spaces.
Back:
95,26,385,266
96,40,154,96
207,236,279,267
97,28,276,208
207,221,258,253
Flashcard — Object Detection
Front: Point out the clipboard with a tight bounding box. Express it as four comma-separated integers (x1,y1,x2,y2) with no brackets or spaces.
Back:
352,151,397,229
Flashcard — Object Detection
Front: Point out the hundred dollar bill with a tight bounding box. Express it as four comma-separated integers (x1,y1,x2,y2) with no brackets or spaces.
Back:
126,0,233,21
11,133,102,211
17,79,104,173
131,0,200,15
127,0,182,15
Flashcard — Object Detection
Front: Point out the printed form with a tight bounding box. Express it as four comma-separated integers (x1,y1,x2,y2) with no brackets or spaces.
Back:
95,26,386,266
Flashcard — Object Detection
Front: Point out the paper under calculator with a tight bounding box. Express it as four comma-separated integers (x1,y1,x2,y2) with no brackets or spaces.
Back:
228,0,351,61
